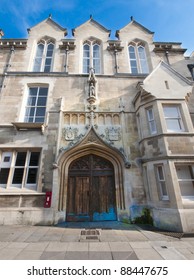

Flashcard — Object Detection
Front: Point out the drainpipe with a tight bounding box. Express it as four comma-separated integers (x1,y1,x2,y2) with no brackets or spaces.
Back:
64,45,69,73
114,49,118,74
0,45,15,94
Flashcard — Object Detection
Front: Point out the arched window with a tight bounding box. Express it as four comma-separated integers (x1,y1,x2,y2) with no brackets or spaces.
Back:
33,40,54,72
82,40,101,74
128,42,149,74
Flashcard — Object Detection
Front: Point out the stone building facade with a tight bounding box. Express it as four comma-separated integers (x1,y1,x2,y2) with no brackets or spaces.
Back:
0,16,194,232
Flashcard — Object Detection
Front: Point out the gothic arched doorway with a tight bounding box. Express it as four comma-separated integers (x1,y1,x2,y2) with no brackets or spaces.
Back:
66,154,117,221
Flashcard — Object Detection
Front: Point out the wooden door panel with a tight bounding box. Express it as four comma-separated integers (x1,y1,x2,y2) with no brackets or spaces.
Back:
75,177,89,215
67,154,116,221
66,176,90,221
92,175,116,221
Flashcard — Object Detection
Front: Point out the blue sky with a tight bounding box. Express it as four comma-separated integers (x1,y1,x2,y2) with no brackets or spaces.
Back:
0,0,194,55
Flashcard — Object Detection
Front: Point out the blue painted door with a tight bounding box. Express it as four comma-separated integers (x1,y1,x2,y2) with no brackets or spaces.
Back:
66,154,116,221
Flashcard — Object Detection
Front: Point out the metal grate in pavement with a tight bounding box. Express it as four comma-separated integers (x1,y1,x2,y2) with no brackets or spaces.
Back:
81,229,100,235
79,229,101,242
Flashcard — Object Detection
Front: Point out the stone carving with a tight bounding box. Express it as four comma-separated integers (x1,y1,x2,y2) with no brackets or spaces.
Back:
63,127,78,141
87,68,97,103
105,127,121,141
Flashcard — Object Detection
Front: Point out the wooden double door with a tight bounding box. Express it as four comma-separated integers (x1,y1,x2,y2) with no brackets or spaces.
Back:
66,154,116,221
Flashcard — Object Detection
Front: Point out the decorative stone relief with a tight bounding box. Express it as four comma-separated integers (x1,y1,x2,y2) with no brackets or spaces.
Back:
105,127,121,141
63,127,78,141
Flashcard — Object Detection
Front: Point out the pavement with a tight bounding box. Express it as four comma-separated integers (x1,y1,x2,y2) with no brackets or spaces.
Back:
0,221,194,260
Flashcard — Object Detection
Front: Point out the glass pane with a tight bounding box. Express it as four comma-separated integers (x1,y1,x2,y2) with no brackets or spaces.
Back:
129,46,136,60
44,66,51,72
150,120,157,133
15,152,26,166
38,88,48,96
29,152,40,166
29,88,38,97
140,60,149,73
179,181,194,196
157,166,164,180
36,44,44,56
147,109,153,120
37,97,47,106
27,168,38,184
33,59,42,72
0,168,10,184
12,168,24,184
161,182,168,196
36,107,46,117
45,58,52,65
163,106,179,118
24,116,34,123
27,97,36,106
47,43,54,50
93,45,100,58
83,45,90,58
25,107,35,118
83,59,90,73
93,59,100,73
166,119,181,131
138,46,146,59
35,117,44,123
46,44,54,56
131,67,138,74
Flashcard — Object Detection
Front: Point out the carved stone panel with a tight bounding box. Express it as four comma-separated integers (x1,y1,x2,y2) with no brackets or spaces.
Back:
105,127,121,141
63,127,78,141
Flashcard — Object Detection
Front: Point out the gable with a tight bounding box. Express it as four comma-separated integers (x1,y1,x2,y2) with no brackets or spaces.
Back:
116,19,154,40
28,17,67,37
140,61,192,99
72,18,110,38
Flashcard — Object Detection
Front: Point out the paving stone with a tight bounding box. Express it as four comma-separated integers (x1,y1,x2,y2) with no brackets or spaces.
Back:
169,241,191,248
13,228,37,242
64,251,89,260
129,241,152,249
14,250,44,260
40,251,66,260
24,242,49,251
108,242,132,251
61,235,80,242
153,246,187,260
176,248,194,259
89,252,112,260
0,242,9,249
112,251,138,260
89,242,111,252
134,248,163,260
0,248,24,260
45,242,69,252
67,242,89,251
6,242,29,249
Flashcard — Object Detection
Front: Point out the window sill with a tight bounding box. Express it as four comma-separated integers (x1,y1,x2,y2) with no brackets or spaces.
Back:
0,188,44,195
182,196,194,203
12,122,45,132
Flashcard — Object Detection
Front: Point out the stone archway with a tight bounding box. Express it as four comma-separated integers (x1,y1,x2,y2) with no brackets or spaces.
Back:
56,128,127,222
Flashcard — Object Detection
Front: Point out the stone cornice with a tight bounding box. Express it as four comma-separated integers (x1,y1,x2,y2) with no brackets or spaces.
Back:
0,39,27,49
